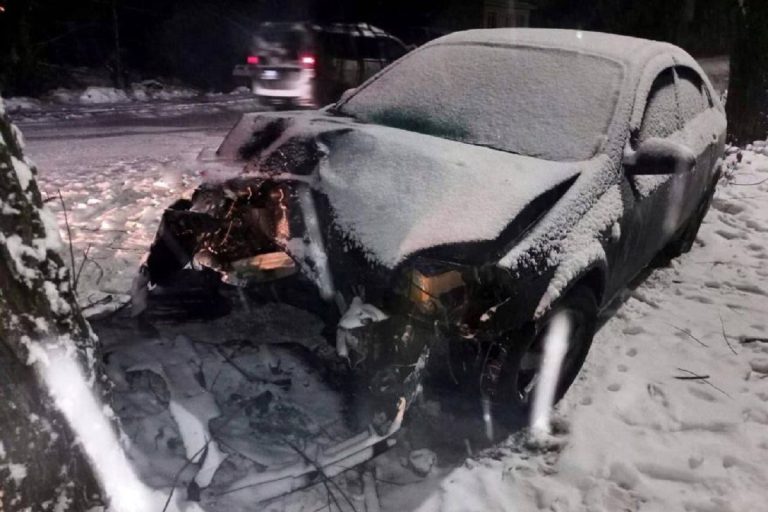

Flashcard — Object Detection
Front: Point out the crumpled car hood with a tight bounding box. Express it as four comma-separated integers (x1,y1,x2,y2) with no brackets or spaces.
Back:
217,111,591,269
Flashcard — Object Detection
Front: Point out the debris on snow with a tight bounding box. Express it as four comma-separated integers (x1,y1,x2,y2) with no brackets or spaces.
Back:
408,449,437,477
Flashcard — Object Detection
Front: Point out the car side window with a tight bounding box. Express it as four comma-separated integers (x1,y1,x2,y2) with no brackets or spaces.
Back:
358,36,381,60
675,67,709,125
638,68,679,143
321,32,357,60
379,37,407,62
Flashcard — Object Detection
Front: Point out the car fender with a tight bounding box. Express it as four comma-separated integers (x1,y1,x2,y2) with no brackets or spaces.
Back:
534,247,610,320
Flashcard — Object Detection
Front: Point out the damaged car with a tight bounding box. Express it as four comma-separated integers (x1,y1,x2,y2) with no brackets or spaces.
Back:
136,28,726,488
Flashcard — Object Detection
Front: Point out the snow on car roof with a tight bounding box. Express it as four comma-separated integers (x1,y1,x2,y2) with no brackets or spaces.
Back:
430,28,681,70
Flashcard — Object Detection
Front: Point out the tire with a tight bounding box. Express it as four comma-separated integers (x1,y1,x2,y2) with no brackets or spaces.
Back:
489,286,598,428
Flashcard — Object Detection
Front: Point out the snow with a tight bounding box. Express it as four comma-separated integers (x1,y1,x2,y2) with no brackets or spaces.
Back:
1,234,47,284
319,120,584,268
4,463,27,485
3,97,43,113
34,341,167,512
388,147,768,512
18,92,768,511
408,449,437,477
530,311,571,435
10,155,32,190
340,43,623,162
29,132,216,311
435,28,679,70
79,86,131,104
168,399,226,488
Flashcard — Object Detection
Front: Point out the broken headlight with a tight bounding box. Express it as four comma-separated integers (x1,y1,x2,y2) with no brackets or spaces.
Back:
403,259,467,315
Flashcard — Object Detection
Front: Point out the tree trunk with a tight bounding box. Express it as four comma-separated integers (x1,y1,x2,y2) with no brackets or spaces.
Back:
0,101,105,509
726,0,768,145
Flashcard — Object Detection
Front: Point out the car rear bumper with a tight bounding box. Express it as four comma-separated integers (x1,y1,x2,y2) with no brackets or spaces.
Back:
254,84,317,107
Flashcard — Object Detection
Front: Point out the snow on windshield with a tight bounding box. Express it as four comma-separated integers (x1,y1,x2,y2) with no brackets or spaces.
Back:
339,44,624,162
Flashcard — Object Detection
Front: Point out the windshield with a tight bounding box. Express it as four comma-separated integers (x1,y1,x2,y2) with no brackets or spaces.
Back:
338,44,624,161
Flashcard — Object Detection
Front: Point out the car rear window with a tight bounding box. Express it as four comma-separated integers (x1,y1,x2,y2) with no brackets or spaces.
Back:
320,33,382,60
338,43,624,161
254,27,311,60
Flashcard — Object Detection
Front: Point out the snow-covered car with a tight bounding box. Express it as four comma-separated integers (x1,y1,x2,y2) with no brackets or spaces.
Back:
233,21,409,108
140,28,726,438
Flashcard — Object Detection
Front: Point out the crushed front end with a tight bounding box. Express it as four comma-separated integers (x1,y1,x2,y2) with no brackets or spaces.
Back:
135,111,546,500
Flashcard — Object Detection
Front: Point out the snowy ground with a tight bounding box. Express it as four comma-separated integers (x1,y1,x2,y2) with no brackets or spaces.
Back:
5,86,259,126
22,109,768,511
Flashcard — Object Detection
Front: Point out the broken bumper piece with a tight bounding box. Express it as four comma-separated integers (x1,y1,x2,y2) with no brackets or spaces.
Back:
222,251,297,286
217,397,406,502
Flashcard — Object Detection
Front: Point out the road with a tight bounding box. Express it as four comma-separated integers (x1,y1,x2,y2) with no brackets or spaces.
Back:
16,97,267,303
18,95,263,171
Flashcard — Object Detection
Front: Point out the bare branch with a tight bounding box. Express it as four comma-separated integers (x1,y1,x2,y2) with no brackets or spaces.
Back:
284,439,358,512
57,190,78,295
719,314,738,355
74,244,92,290
667,323,709,348
675,368,732,399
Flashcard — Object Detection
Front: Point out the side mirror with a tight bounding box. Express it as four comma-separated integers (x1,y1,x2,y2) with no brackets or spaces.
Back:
622,137,696,175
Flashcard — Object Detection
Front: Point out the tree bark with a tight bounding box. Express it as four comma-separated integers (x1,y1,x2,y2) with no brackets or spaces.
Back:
0,102,105,509
726,0,768,144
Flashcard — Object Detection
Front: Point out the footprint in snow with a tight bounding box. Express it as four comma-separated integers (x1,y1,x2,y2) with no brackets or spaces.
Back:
607,383,622,392
715,229,743,240
687,295,715,304
749,358,768,374
687,386,717,403
712,198,745,215
743,407,768,425
733,283,768,296
647,383,669,407
626,348,638,357
622,325,645,336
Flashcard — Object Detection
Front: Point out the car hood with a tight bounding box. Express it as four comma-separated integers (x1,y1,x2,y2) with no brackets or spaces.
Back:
216,111,592,269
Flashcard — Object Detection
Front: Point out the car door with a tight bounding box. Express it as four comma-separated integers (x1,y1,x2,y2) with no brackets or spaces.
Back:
609,66,706,290
672,66,721,221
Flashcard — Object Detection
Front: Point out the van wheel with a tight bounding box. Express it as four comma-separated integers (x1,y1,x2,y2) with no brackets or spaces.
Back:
488,286,598,428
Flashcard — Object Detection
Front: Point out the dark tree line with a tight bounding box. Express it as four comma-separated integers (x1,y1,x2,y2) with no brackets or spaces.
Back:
534,0,736,56
0,1,767,146
726,0,768,145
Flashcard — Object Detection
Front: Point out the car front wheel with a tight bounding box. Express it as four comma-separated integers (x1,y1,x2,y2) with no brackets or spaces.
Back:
487,286,598,429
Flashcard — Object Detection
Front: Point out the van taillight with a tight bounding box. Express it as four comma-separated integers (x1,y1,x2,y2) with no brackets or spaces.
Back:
247,56,259,65
300,54,316,68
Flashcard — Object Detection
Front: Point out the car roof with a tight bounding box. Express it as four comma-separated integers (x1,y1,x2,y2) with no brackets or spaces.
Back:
258,21,393,39
429,28,689,73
